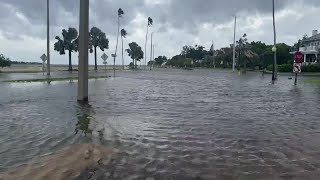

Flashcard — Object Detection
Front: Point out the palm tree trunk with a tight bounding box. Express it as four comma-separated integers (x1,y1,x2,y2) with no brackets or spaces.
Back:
144,25,149,69
121,36,124,70
115,16,120,63
68,50,72,72
94,46,97,71
132,59,135,69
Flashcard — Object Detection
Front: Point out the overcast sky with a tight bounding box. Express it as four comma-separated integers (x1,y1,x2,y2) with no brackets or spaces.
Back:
0,0,319,65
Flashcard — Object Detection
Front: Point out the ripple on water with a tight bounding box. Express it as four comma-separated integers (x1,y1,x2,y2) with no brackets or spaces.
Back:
1,70,320,179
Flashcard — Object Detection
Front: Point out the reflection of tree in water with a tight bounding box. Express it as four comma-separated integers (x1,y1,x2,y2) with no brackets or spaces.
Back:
75,102,95,136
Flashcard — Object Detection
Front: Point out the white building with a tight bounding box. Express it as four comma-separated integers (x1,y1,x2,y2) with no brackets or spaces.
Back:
290,30,320,64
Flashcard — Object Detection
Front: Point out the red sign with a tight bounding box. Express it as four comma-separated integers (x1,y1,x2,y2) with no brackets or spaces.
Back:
294,52,303,63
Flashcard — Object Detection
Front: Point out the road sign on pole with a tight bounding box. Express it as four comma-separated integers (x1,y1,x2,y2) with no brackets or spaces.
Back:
293,63,301,73
40,54,47,76
293,63,301,85
101,53,108,61
40,54,47,62
294,52,303,63
101,53,108,73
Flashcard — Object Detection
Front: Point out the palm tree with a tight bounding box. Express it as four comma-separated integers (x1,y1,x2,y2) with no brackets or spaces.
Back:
54,28,78,71
113,8,124,68
144,17,153,69
120,29,127,70
126,42,143,69
90,27,109,71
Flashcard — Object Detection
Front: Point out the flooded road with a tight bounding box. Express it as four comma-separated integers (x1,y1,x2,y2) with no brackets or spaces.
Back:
1,69,320,179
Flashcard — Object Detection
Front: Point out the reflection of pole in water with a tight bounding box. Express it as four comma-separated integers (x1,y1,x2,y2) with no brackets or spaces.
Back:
75,102,94,136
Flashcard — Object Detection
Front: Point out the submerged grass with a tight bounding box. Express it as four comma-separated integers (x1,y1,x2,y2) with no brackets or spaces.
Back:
1,76,108,83
304,79,320,84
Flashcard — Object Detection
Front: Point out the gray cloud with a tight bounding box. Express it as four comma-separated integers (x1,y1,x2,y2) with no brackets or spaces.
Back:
0,0,309,38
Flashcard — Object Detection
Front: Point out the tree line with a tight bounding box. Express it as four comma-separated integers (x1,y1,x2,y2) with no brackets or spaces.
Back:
157,34,292,72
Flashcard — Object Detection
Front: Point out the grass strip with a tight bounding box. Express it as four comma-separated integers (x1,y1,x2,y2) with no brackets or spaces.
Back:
1,76,108,83
304,79,320,84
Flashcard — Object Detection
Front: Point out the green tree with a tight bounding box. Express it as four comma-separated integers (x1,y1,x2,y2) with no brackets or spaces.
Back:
120,28,127,70
0,54,12,68
276,43,291,65
126,42,144,69
165,55,193,68
114,8,124,69
90,27,109,71
144,17,153,68
54,27,78,71
180,45,207,66
213,47,233,68
154,56,167,66
236,33,249,72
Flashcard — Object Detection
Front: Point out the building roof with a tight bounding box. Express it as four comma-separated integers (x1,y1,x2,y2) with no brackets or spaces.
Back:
303,33,320,42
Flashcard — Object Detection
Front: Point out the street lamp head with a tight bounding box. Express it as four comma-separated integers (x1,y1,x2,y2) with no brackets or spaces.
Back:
272,46,277,52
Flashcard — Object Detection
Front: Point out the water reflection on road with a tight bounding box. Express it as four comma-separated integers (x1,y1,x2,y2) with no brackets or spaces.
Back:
1,69,320,179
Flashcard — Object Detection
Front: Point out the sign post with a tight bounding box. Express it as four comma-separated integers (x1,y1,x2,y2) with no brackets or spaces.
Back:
112,54,117,77
101,53,108,74
40,53,47,76
293,52,303,85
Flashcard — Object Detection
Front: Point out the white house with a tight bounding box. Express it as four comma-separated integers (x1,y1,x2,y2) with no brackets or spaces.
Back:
290,30,320,64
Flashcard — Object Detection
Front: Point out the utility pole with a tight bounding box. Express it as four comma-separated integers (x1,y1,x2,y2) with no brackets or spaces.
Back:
272,0,277,81
77,0,89,102
144,23,149,70
212,41,215,68
233,16,237,72
153,45,155,61
150,32,153,69
46,0,50,76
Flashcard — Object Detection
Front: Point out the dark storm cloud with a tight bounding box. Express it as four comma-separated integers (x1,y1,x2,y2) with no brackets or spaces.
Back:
1,0,320,39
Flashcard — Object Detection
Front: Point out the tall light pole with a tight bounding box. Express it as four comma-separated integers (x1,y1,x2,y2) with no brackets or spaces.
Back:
233,16,237,72
212,41,215,69
272,0,277,81
77,0,89,102
150,32,154,66
46,0,50,76
153,44,155,61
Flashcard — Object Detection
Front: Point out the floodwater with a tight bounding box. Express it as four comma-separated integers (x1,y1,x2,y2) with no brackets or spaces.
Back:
1,69,320,179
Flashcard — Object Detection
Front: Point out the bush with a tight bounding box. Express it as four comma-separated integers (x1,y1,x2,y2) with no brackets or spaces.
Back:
266,64,273,71
0,54,12,68
278,64,292,72
302,64,320,72
266,64,320,72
